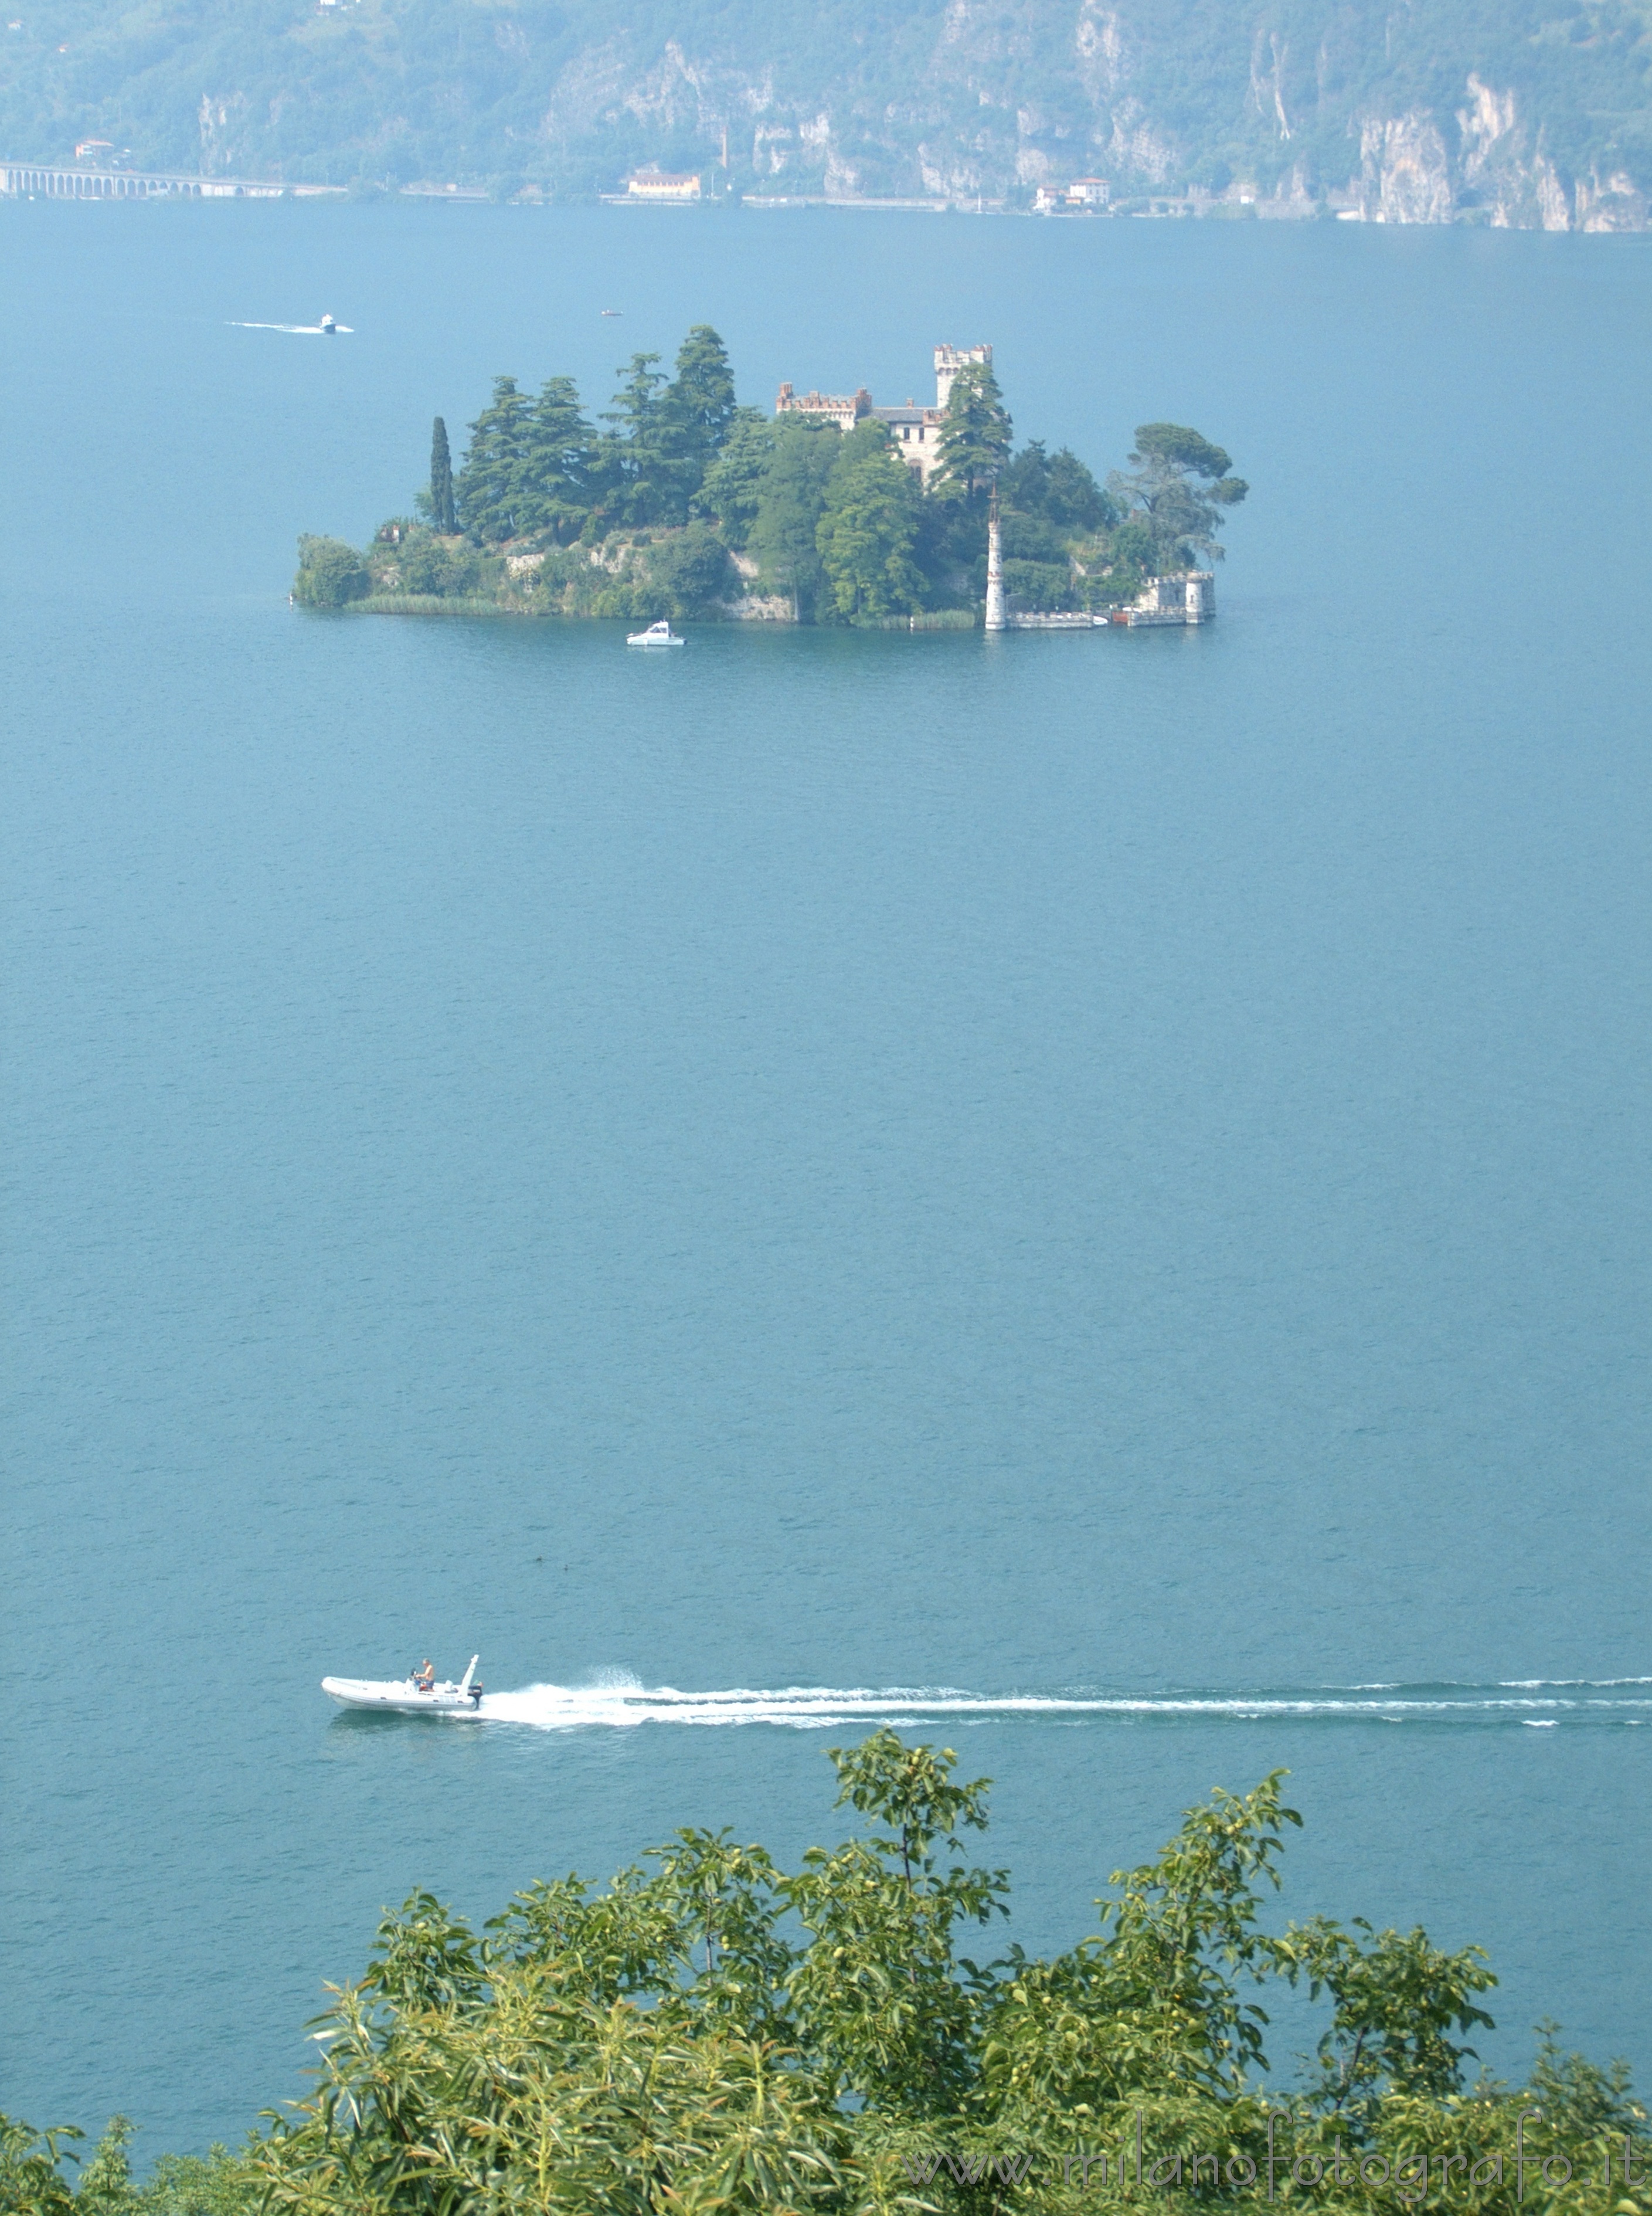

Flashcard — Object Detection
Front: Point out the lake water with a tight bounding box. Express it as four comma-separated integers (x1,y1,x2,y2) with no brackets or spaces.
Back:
1,199,1648,2159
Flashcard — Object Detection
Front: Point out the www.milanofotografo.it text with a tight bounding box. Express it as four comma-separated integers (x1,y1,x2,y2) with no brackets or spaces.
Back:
898,2114,1650,2203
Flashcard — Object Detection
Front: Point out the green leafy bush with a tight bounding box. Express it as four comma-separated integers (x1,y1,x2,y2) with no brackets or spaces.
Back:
645,521,735,615
6,1736,1644,2216
291,537,369,609
246,1736,1644,2216
0,2118,259,2216
395,534,482,596
1004,557,1078,610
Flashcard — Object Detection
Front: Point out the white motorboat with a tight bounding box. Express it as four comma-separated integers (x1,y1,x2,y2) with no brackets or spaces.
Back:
626,620,685,647
229,314,354,337
322,1656,484,1715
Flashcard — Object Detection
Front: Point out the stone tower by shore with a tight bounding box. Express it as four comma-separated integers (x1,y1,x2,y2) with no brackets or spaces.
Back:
934,343,992,410
984,489,1007,630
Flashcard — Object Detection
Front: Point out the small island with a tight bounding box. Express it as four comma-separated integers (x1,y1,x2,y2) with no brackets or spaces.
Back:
294,328,1247,630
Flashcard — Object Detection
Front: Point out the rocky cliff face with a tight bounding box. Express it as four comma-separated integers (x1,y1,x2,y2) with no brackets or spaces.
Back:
518,0,1651,228
18,0,1650,226
1332,74,1650,229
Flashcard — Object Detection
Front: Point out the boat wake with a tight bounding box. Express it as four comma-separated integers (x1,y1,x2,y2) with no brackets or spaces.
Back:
466,1677,1651,1733
229,318,353,336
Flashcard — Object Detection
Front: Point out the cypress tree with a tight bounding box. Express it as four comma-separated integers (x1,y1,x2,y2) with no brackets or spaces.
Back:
430,415,456,534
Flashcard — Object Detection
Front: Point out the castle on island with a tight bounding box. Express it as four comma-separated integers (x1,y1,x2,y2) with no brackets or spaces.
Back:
776,343,991,485
776,341,1212,628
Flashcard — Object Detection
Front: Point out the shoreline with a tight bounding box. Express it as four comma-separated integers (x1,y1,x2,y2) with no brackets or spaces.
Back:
6,167,1647,231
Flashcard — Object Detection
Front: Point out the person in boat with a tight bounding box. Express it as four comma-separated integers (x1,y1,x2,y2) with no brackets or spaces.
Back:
414,1658,435,1691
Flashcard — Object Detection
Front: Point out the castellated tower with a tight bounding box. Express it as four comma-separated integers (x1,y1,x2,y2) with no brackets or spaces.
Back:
934,343,992,409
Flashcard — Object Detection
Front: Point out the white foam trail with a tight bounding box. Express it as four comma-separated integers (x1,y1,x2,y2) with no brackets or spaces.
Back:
228,320,353,335
465,1680,1652,1734
1499,1677,1652,1687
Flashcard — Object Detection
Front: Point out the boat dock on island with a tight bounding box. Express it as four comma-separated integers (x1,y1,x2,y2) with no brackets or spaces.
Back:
1007,574,1215,629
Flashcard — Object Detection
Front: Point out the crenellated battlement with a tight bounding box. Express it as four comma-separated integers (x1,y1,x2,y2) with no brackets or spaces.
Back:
774,343,991,483
933,343,992,409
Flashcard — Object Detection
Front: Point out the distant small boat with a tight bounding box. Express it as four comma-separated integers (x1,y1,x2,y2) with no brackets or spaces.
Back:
627,620,685,647
229,313,354,337
601,308,622,317
323,1657,484,1715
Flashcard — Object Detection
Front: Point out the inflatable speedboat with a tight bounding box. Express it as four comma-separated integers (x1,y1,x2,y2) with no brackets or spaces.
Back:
322,1656,483,1715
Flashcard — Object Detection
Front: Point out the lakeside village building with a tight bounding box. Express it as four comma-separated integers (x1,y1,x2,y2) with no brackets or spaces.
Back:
625,168,702,201
776,343,1212,627
1032,178,1111,213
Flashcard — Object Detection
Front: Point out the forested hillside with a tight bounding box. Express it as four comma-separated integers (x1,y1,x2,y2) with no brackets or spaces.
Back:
1,0,1648,224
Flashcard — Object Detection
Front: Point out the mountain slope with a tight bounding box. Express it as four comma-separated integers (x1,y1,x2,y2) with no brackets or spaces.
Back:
2,0,1648,224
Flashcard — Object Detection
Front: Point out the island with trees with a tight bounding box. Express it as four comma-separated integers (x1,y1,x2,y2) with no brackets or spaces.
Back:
293,327,1248,630
3,1732,1643,2216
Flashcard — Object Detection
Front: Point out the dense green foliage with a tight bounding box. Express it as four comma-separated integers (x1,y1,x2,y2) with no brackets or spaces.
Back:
1,0,1646,215
1105,427,1249,578
291,534,369,607
444,329,736,544
743,421,839,619
933,364,1014,501
815,422,928,620
296,327,1244,623
0,2117,256,2216
6,1733,1643,2216
694,412,779,553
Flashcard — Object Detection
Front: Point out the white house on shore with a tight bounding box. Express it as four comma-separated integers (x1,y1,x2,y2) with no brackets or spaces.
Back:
625,168,701,201
1033,178,1111,213
774,342,990,484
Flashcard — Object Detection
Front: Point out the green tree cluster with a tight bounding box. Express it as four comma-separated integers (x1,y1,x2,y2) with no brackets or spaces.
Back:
291,536,370,608
739,419,837,618
816,423,928,620
451,325,737,545
0,2116,255,2216
1106,426,1249,577
3,1735,1645,2216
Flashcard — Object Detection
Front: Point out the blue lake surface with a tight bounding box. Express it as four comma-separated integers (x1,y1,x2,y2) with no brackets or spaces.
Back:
1,199,1648,2158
